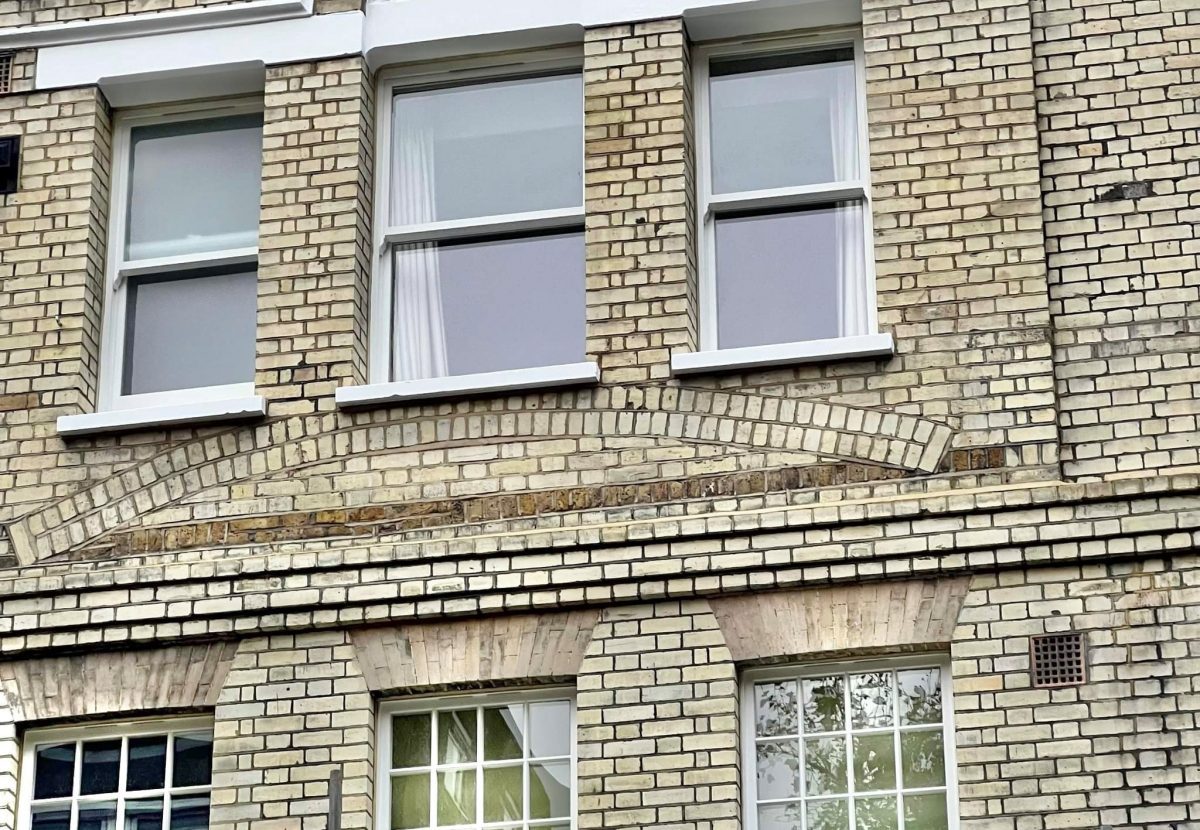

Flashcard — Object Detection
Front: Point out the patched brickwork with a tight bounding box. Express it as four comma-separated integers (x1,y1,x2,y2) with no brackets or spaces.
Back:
257,59,373,416
576,601,738,830
0,85,111,512
76,460,916,557
1034,0,1200,480
954,556,1200,827
584,20,697,384
861,0,1060,475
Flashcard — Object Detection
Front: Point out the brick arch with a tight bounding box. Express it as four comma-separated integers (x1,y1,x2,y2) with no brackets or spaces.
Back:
0,641,237,723
7,385,952,563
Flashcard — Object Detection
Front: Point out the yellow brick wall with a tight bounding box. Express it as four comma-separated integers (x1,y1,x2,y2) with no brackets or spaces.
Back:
0,4,1196,829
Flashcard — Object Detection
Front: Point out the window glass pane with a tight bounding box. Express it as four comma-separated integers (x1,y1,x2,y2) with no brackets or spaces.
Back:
709,49,857,194
437,709,477,765
124,268,257,395
757,803,803,830
756,740,800,800
802,676,845,734
528,760,570,820
392,232,585,380
807,798,849,830
392,714,432,769
900,731,945,788
389,773,429,830
127,736,167,792
897,669,943,726
169,795,210,830
902,793,948,829
528,700,571,759
390,74,582,224
804,736,846,797
714,205,864,350
171,733,213,788
127,114,262,261
78,801,118,830
483,706,523,761
124,798,164,830
850,673,893,729
436,769,475,825
851,734,895,792
482,765,523,823
30,805,70,830
855,796,898,830
33,743,75,799
80,739,121,795
755,681,797,737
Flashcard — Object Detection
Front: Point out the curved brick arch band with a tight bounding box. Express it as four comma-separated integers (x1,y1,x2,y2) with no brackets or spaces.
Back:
6,386,953,564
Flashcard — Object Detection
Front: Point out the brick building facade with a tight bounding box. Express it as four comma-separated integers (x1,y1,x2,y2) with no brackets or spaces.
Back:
0,0,1196,829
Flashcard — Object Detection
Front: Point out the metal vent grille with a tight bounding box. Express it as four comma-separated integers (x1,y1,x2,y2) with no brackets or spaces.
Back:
0,53,12,95
1031,632,1086,687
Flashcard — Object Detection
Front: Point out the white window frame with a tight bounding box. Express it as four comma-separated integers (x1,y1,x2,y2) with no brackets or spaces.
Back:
16,716,215,830
676,31,894,376
376,687,577,830
342,48,597,408
98,97,263,414
741,655,959,830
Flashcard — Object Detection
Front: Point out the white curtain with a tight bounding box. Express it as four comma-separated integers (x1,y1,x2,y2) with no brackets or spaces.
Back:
830,64,867,339
391,97,449,381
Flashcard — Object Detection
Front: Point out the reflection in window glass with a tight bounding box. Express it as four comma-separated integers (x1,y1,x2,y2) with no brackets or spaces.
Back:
123,268,257,395
710,48,857,194
386,697,574,830
27,726,215,830
750,666,950,830
391,74,582,224
385,71,585,384
702,44,872,353
126,114,263,261
714,205,865,349
32,745,74,800
392,231,585,381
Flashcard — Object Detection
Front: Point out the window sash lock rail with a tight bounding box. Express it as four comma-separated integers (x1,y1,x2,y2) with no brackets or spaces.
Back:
380,206,584,250
705,181,867,218
112,246,260,289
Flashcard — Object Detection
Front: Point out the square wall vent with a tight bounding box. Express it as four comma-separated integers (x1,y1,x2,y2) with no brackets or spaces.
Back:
1031,632,1086,688
0,52,12,95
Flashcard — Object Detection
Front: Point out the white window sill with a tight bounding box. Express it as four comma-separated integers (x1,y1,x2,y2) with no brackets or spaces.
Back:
57,396,266,437
336,362,601,407
670,333,895,375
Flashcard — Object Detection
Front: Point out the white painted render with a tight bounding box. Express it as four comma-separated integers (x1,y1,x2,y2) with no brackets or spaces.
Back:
31,0,858,103
35,11,363,104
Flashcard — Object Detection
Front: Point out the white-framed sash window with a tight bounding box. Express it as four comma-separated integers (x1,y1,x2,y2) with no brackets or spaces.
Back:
742,658,958,830
685,33,888,372
377,689,575,830
18,718,214,830
369,52,587,389
98,99,263,413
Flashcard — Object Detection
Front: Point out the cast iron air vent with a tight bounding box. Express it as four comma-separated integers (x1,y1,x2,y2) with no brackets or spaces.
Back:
0,52,12,95
1030,632,1086,688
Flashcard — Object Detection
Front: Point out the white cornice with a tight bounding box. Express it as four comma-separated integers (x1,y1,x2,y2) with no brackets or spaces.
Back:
0,0,311,50
35,10,362,104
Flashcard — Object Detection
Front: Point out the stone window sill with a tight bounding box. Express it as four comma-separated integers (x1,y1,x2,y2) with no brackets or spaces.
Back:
670,334,895,376
335,362,601,408
57,396,266,436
